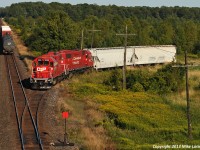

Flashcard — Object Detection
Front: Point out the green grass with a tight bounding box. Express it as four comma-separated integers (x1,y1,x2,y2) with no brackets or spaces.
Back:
64,69,200,149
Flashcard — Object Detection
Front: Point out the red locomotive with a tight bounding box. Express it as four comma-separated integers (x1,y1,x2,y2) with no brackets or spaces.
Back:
30,50,93,89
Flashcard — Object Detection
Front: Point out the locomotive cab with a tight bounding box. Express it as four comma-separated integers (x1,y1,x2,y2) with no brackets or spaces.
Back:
30,57,55,89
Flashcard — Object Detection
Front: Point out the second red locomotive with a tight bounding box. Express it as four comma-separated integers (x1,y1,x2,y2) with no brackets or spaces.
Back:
30,49,93,89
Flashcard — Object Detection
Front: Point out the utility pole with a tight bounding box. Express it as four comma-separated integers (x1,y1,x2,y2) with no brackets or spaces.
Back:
88,24,101,49
81,29,84,50
79,29,88,50
172,49,200,139
116,25,136,90
185,49,192,139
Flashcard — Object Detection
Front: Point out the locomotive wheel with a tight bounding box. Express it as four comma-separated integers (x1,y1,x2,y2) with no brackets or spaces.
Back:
31,83,38,90
68,73,73,79
52,78,57,85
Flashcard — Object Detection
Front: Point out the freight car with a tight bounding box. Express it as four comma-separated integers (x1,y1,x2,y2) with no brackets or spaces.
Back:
87,45,176,70
1,26,15,54
30,50,93,89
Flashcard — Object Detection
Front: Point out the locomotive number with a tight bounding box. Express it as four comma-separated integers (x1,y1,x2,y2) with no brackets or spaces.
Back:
72,61,80,64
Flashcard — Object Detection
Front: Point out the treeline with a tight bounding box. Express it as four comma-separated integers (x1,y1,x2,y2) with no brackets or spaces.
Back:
1,2,200,54
2,2,200,20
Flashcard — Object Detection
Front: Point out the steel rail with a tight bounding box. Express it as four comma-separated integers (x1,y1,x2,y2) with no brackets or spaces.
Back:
11,54,44,150
6,56,25,150
7,54,44,150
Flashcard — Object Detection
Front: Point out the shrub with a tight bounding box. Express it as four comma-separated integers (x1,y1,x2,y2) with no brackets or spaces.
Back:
132,82,144,92
104,69,122,91
126,64,185,94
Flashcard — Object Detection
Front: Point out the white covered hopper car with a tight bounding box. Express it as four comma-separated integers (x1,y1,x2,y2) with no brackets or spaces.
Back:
87,45,176,70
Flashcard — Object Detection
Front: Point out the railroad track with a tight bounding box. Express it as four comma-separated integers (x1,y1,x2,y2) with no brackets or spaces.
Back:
5,54,46,150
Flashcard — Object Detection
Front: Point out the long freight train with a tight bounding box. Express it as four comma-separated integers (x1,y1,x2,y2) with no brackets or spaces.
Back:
1,26,15,54
30,45,176,90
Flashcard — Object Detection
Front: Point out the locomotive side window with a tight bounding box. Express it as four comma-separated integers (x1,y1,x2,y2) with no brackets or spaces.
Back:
66,54,71,59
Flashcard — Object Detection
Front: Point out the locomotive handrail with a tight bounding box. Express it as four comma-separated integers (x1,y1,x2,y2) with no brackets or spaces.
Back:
61,63,69,75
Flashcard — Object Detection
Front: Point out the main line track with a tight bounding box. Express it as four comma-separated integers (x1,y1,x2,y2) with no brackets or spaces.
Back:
5,54,44,150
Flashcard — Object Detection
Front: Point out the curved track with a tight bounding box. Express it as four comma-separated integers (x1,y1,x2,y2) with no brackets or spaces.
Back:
5,54,45,150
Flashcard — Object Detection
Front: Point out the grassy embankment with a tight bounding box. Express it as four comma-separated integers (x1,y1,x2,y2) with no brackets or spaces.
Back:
59,61,200,149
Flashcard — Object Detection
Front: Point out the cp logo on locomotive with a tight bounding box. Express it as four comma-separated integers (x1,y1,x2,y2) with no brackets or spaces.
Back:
37,67,46,72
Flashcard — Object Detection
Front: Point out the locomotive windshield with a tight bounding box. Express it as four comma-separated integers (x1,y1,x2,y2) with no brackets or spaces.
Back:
44,60,49,66
38,59,49,66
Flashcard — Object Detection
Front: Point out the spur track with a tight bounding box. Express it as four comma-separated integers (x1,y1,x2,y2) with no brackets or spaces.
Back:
5,54,47,150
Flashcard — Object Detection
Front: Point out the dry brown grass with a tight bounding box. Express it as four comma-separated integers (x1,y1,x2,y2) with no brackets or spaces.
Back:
169,68,200,106
56,98,74,113
56,83,116,149
82,106,116,149
167,68,200,110
12,32,34,73
189,70,200,77
168,91,187,107
81,126,115,150
79,100,115,149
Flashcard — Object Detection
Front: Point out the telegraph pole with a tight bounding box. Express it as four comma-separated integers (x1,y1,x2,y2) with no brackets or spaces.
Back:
81,29,84,50
185,49,192,139
88,24,101,49
172,49,200,139
116,25,136,90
